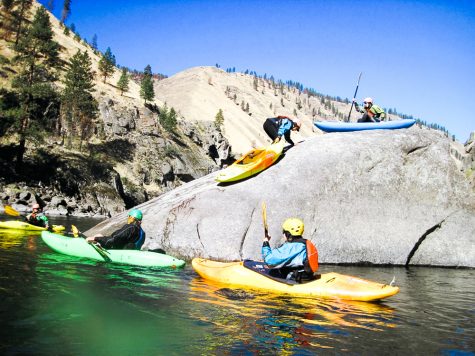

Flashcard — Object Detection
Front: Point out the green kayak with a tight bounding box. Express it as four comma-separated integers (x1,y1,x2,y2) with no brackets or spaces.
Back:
0,220,65,232
41,231,185,268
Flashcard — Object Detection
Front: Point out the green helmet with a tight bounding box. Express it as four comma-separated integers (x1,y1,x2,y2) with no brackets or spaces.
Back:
128,209,143,221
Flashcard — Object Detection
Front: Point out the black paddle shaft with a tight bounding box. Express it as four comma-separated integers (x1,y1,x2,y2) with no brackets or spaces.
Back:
346,72,362,122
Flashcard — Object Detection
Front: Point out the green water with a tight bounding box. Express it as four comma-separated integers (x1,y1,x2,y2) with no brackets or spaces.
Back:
0,215,474,355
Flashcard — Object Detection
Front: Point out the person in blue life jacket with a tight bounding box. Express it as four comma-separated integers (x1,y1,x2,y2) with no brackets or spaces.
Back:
263,116,302,146
352,97,387,122
26,203,49,229
262,218,319,282
86,209,145,250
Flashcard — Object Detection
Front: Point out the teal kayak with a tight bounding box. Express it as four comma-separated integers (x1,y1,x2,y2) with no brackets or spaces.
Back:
41,231,185,268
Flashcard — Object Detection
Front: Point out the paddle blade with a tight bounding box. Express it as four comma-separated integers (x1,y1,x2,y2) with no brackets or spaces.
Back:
4,205,20,217
71,224,80,238
262,202,269,237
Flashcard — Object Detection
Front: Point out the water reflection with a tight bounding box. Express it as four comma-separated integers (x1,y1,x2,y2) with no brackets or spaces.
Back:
1,222,474,355
188,278,397,353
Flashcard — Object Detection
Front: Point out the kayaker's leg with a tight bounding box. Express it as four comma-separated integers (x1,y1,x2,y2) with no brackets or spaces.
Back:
263,119,279,141
357,113,375,123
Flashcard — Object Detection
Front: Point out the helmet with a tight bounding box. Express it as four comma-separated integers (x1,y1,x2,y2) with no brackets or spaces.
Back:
32,203,40,210
282,218,304,236
364,97,373,104
128,209,143,221
292,118,302,129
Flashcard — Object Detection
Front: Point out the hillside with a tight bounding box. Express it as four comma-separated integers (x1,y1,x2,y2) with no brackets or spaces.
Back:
154,66,406,154
0,1,473,217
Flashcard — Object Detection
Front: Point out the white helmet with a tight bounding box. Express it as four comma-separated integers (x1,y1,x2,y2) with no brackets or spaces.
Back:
364,97,373,104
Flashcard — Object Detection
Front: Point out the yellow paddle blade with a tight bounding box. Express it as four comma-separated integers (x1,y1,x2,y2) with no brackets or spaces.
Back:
71,224,80,238
4,205,20,217
262,202,269,236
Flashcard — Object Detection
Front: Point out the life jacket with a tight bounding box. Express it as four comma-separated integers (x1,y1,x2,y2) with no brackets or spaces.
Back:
368,104,386,119
270,116,292,128
134,227,145,250
292,237,319,273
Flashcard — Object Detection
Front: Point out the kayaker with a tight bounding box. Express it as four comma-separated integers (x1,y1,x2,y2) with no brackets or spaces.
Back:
26,203,49,229
262,218,318,282
353,97,387,122
86,209,146,250
263,116,302,146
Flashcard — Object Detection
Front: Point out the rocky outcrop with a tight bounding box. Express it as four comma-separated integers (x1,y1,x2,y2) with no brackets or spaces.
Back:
86,128,475,267
0,97,232,217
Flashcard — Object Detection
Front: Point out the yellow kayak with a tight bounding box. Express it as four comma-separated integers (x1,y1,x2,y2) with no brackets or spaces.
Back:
216,140,285,183
0,220,65,233
192,258,399,302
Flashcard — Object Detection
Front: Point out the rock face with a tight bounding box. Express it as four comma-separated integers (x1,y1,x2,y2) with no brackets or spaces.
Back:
87,128,475,267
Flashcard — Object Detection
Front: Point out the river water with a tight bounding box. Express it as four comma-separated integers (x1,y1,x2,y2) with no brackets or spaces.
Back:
0,215,474,355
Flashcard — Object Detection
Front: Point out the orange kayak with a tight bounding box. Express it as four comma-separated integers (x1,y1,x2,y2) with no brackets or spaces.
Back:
192,258,399,302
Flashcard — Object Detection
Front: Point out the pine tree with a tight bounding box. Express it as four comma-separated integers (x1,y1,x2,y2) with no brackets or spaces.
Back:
140,64,154,103
116,68,129,96
214,109,224,131
166,107,177,131
12,6,60,168
11,0,33,45
91,33,98,49
62,50,97,149
61,0,71,24
98,47,115,83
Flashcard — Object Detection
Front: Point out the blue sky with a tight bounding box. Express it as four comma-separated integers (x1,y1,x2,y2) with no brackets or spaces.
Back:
41,0,475,142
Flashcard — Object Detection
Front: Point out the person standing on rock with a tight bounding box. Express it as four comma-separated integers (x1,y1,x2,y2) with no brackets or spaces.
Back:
263,116,302,146
86,209,145,250
26,203,50,229
353,97,387,122
262,218,318,282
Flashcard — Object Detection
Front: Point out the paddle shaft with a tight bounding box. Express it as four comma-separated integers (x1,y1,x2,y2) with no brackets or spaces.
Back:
71,225,112,262
346,72,362,122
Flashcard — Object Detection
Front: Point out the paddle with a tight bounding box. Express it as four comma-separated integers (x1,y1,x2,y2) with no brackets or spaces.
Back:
346,72,362,122
4,205,22,217
71,224,112,262
262,202,270,239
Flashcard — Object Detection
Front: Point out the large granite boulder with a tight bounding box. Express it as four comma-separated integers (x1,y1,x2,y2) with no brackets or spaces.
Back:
86,128,475,267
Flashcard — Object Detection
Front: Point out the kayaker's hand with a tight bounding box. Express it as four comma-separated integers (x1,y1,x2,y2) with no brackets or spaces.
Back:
273,137,281,144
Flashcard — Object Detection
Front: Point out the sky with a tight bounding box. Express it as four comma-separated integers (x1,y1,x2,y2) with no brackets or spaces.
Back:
40,0,475,142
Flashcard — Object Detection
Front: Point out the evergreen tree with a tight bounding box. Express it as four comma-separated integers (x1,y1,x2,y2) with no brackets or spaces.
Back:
116,68,129,96
62,50,97,149
91,33,98,49
61,0,71,24
98,47,115,83
140,64,154,103
214,109,224,132
158,103,177,132
12,6,60,168
11,0,33,45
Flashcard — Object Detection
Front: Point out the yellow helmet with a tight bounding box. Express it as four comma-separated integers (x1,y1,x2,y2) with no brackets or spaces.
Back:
282,218,304,236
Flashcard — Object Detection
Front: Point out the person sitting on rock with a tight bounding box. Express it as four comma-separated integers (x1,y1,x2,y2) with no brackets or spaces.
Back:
262,218,318,282
353,97,387,122
263,115,302,146
26,203,49,229
86,209,145,250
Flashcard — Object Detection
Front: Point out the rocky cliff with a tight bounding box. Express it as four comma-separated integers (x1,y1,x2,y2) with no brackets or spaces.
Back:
0,97,231,216
86,127,475,267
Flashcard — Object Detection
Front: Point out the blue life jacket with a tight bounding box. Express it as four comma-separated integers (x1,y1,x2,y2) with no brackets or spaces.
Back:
134,228,145,250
